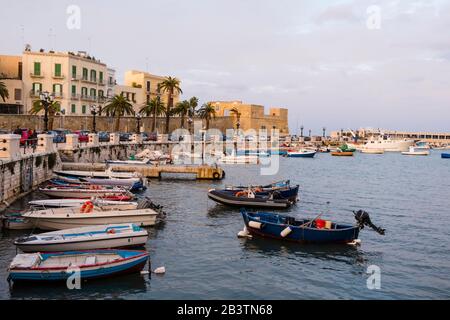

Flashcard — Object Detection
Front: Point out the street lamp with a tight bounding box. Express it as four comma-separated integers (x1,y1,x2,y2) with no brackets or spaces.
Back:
323,127,326,138
39,91,54,133
90,105,99,133
135,113,142,134
300,125,304,138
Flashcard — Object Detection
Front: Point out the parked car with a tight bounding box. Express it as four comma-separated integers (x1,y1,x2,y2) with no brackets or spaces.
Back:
119,133,131,142
74,130,89,143
48,131,64,143
98,131,110,142
53,129,71,143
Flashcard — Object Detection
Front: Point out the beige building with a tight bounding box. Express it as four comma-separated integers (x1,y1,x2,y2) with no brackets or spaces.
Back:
20,50,109,116
209,100,289,135
0,55,24,113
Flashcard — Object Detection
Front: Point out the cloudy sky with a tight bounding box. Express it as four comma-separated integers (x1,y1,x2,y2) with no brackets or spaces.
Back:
1,0,449,134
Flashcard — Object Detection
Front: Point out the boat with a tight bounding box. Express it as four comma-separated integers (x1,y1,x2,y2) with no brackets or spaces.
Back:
401,146,430,156
240,209,385,244
268,149,288,156
7,249,149,282
442,153,450,159
14,224,148,252
56,175,145,188
361,148,384,154
49,178,145,192
227,180,291,191
218,151,259,164
39,186,133,199
53,169,140,180
286,150,316,158
225,181,299,202
362,136,415,152
208,189,293,209
21,198,161,230
331,151,354,157
28,198,138,209
338,144,356,152
236,150,270,157
1,215,34,230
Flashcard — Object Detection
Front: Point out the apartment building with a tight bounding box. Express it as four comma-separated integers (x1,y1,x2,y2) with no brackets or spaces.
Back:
0,55,24,114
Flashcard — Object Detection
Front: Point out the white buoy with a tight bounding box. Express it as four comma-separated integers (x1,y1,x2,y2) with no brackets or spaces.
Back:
248,221,262,229
153,266,166,274
348,239,362,246
280,226,292,238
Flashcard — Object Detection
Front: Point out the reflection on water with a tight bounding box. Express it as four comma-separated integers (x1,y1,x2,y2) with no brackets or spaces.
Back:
1,152,449,299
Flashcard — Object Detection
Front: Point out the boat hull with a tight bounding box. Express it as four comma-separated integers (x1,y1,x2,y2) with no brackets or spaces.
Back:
331,152,354,157
39,188,130,199
8,250,149,282
442,153,450,159
208,190,291,209
241,211,360,244
287,151,316,158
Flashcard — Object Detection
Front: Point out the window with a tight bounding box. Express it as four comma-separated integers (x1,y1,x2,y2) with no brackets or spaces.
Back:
81,87,88,96
54,64,62,77
90,70,96,82
14,88,21,101
82,68,88,80
146,81,151,92
132,93,136,102
71,104,76,114
98,90,104,98
99,72,103,83
72,66,77,78
90,88,96,97
32,83,42,93
109,76,113,85
82,105,86,114
71,85,77,96
33,62,41,75
53,84,62,93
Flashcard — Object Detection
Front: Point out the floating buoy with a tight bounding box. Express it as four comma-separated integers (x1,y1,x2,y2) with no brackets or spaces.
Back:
153,266,166,274
348,239,362,247
248,221,262,229
280,226,292,238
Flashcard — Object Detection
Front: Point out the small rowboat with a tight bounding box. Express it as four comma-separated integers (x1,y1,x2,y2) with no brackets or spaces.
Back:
7,249,149,282
54,170,139,180
14,224,148,252
56,175,146,189
240,209,385,244
28,199,137,208
208,189,293,209
402,146,429,156
442,153,450,159
39,186,133,199
226,181,299,202
286,150,316,158
331,151,354,157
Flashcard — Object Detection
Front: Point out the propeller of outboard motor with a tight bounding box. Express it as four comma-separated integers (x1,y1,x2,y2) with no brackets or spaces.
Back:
353,210,385,235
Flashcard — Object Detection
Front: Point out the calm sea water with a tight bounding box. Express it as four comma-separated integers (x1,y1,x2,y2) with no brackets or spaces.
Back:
1,151,449,300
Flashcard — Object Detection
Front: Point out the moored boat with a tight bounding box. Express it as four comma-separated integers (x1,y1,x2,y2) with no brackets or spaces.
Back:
54,169,139,180
286,150,316,158
28,198,138,209
401,146,430,156
14,224,148,252
331,151,354,157
7,249,149,282
225,181,299,202
361,149,384,154
208,189,293,209
1,215,34,230
442,153,450,159
39,186,133,199
240,209,385,244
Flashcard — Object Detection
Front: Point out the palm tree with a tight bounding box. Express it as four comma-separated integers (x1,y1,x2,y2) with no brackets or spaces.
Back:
187,97,199,133
103,95,135,132
30,99,61,131
159,76,182,133
0,81,9,102
173,100,190,129
197,102,216,130
230,107,242,131
139,97,165,132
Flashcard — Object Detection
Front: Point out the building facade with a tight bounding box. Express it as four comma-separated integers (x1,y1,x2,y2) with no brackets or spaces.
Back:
0,55,24,114
209,100,289,135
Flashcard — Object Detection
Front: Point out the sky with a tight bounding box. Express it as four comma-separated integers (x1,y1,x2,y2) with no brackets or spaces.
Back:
1,0,449,134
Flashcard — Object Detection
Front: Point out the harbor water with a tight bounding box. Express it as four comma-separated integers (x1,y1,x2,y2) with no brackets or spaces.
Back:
0,151,449,299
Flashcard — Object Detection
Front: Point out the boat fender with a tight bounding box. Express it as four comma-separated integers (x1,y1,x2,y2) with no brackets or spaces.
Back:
248,221,262,229
213,172,221,180
153,266,166,274
280,226,292,238
237,226,252,238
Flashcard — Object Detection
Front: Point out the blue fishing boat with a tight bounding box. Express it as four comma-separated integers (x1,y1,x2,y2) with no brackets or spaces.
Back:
286,150,316,158
240,209,385,244
8,249,149,282
442,153,450,159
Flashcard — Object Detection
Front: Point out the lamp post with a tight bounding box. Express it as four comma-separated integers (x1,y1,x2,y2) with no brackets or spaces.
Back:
308,129,312,137
135,113,142,134
323,127,326,138
300,125,304,138
39,91,54,133
90,105,99,133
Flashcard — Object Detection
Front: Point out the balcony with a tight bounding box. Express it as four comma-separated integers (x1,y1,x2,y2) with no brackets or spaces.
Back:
81,95,97,102
81,77,97,84
52,74,65,80
98,79,106,86
53,92,63,99
71,75,81,81
30,90,41,98
71,94,81,100
30,72,44,78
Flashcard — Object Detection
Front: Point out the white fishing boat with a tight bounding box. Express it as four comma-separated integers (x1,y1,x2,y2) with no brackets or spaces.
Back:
218,150,259,164
56,175,144,187
39,186,132,199
28,198,138,209
54,169,139,180
22,207,160,231
362,136,415,152
14,224,148,252
402,146,430,156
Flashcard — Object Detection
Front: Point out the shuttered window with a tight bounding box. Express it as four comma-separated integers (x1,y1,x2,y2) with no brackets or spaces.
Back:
54,64,61,77
34,62,41,75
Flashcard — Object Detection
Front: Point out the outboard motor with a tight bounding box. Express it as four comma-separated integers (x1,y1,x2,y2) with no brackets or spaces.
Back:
354,210,385,235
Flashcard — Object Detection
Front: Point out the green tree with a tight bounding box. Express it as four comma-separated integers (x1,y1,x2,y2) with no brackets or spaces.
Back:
0,81,9,102
159,76,182,133
173,100,190,129
139,97,165,132
230,107,242,131
103,95,135,132
30,99,61,131
197,102,216,130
